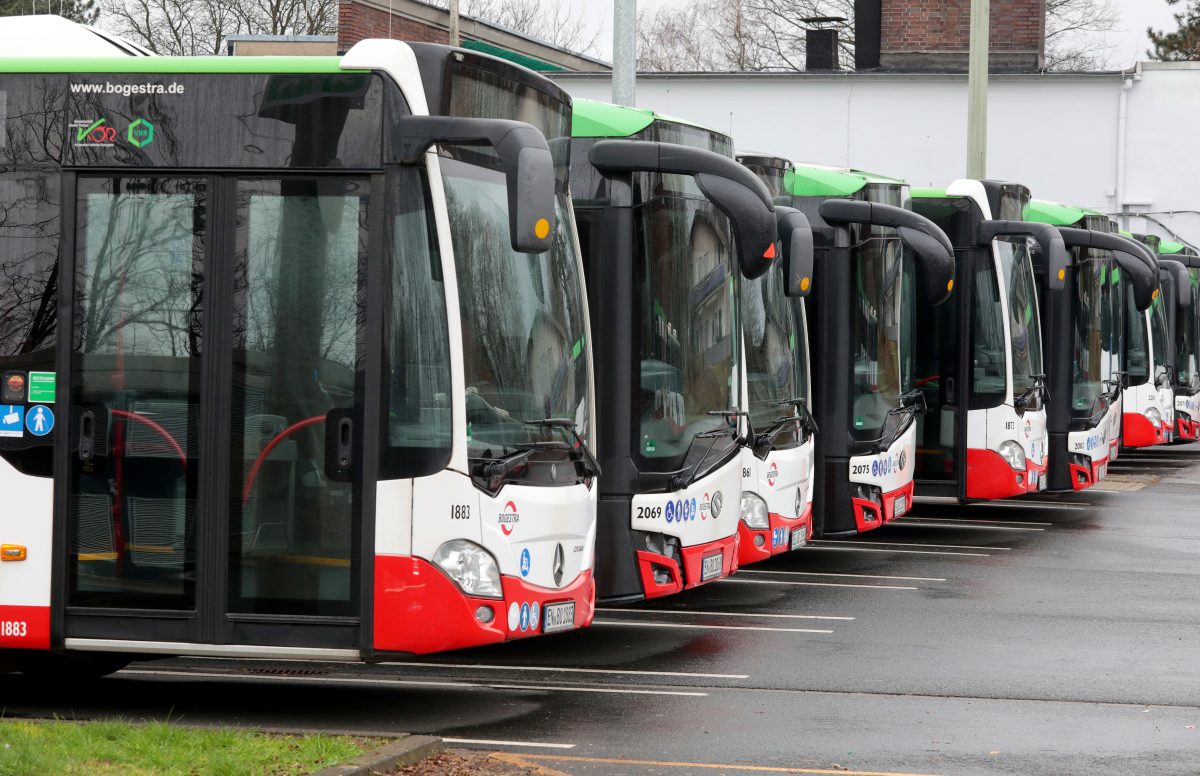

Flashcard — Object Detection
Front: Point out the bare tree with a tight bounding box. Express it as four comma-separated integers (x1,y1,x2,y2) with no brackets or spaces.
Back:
1044,0,1119,70
99,0,336,56
636,2,719,72
432,0,601,56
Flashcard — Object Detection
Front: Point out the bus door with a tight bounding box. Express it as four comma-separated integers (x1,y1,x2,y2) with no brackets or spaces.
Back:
59,173,372,652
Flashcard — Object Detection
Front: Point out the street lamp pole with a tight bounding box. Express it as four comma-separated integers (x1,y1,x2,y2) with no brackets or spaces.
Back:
967,0,990,179
613,0,636,106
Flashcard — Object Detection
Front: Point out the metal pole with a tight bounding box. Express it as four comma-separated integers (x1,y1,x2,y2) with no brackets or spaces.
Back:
613,0,636,106
966,0,989,179
449,0,460,46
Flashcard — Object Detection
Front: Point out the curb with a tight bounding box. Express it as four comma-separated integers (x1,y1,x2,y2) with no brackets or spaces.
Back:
311,734,443,776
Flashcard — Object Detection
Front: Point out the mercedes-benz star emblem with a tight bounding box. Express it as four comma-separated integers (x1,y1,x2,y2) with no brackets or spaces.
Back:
553,543,565,587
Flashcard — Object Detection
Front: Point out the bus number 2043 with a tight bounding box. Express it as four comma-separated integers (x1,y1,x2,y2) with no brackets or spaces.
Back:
0,620,28,638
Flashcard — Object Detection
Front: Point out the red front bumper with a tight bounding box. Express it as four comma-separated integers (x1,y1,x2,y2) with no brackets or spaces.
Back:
851,479,914,534
373,555,595,654
636,533,738,599
736,503,813,566
1068,454,1109,491
1123,412,1166,448
965,448,1046,500
1176,415,1199,441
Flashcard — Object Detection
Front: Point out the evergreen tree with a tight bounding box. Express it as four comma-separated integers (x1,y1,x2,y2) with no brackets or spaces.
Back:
1149,0,1200,61
0,0,99,24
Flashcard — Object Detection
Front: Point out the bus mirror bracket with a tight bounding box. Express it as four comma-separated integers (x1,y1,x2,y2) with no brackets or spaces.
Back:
978,221,1069,292
1058,227,1159,311
817,199,956,305
774,206,815,297
391,116,556,254
588,139,780,280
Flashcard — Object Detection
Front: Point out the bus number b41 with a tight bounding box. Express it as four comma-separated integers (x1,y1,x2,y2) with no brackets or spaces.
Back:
0,620,28,638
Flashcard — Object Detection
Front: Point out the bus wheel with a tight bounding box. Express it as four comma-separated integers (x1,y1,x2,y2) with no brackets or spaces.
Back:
16,651,132,681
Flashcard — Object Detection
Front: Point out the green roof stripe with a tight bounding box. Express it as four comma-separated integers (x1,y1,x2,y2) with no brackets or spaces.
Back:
461,39,563,72
0,56,355,74
1159,240,1187,254
911,187,951,199
784,163,905,198
1024,199,1090,227
571,98,656,138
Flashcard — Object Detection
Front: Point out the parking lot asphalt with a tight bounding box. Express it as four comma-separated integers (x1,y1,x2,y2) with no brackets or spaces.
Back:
4,446,1200,776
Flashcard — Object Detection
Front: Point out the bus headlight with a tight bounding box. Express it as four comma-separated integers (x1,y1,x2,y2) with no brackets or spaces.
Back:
997,440,1026,471
740,492,770,529
432,540,503,599
1144,407,1163,428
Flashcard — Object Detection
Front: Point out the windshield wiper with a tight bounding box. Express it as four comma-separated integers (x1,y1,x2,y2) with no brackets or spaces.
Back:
668,410,743,490
877,389,925,453
526,417,602,477
1013,374,1046,415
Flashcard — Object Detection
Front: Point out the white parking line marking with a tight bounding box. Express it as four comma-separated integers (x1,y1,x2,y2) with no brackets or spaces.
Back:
593,620,832,634
117,669,708,697
889,521,1044,532
738,569,946,582
444,739,576,750
719,577,920,591
896,516,1051,527
597,607,854,621
972,501,1087,511
800,546,990,558
811,539,1008,551
389,662,751,679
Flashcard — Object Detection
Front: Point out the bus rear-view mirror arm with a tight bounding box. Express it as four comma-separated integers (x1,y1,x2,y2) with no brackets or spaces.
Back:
817,199,956,305
774,206,815,298
1057,227,1159,311
979,221,1070,291
588,139,780,280
392,116,556,254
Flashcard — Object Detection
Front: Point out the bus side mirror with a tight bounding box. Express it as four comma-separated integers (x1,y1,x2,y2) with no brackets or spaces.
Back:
391,115,556,254
774,206,814,297
818,199,956,304
588,139,780,280
979,221,1069,291
1059,228,1159,311
695,173,780,280
1162,260,1191,308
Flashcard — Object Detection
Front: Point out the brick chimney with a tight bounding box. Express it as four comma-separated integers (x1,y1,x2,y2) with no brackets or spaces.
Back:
878,0,1046,72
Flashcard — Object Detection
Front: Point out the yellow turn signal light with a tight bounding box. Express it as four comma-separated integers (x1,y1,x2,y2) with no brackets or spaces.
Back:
1153,287,1159,300
800,277,811,292
534,218,551,240
1,544,27,562
947,279,954,293
1058,268,1066,281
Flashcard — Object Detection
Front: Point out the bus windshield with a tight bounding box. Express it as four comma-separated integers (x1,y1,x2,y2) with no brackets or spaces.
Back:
1178,271,1200,390
440,67,591,464
636,195,739,468
1150,293,1170,385
742,261,806,446
1126,289,1151,386
850,234,907,442
1072,258,1114,419
999,239,1044,408
445,163,590,458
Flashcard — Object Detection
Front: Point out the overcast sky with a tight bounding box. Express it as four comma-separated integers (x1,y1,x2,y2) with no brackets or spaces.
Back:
569,0,1182,69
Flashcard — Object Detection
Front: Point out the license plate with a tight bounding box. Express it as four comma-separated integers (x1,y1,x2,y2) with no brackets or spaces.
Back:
542,601,576,634
893,496,907,517
700,552,723,581
790,527,807,550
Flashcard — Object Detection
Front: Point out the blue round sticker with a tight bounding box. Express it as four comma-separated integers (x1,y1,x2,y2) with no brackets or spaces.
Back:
665,501,674,523
530,601,540,628
519,602,530,631
25,405,53,437
519,548,531,577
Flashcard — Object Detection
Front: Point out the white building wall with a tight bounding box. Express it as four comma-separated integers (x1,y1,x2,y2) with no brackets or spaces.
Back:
554,65,1198,246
